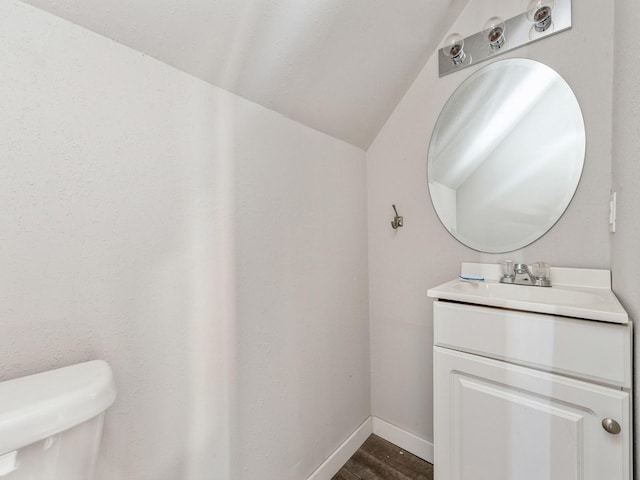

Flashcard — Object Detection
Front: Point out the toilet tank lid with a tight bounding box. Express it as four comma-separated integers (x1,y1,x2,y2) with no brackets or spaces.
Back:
0,360,116,454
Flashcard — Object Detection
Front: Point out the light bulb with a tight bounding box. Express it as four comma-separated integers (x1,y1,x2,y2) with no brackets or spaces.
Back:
483,17,506,50
443,33,466,66
527,0,554,32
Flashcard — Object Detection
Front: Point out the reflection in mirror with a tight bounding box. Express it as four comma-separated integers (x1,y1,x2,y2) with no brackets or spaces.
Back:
428,58,585,253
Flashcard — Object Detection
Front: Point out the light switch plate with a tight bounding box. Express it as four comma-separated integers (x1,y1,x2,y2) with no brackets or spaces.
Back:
609,191,617,233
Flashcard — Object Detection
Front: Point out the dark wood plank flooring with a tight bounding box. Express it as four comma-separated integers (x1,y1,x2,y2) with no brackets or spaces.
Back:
332,434,434,480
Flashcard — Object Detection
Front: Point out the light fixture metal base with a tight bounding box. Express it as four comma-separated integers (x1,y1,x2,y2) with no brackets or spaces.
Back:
438,0,571,77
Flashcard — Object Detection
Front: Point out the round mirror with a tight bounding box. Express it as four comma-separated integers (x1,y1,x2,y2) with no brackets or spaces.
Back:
427,58,585,253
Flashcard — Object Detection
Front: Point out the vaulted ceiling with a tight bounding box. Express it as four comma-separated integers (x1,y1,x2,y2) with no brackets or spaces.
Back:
21,0,469,149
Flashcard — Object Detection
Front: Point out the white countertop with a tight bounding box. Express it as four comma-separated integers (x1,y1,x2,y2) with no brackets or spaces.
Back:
427,263,629,324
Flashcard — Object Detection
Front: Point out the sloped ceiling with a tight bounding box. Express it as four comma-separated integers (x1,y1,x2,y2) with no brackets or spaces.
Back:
20,0,468,149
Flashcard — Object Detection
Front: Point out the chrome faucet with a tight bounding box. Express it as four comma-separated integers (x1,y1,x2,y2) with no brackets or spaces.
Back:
500,262,551,287
513,263,536,284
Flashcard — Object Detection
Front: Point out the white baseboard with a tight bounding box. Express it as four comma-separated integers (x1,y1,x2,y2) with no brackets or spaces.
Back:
372,417,434,464
306,416,372,480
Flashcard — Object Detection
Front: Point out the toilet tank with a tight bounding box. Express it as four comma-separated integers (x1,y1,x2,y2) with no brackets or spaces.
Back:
0,360,116,479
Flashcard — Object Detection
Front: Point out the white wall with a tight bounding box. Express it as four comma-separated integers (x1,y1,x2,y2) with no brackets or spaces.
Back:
611,0,640,474
367,0,615,451
232,89,370,480
0,2,369,479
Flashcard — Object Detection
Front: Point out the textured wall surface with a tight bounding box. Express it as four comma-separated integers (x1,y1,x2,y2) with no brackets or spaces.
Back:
232,99,370,480
0,2,369,479
367,0,616,447
20,0,469,149
611,0,640,475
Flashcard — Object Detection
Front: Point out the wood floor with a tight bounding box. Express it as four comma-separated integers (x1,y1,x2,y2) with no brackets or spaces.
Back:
332,434,434,480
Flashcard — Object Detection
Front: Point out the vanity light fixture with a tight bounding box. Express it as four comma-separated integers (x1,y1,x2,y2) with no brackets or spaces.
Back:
483,16,506,50
443,33,466,66
527,0,554,32
437,0,570,76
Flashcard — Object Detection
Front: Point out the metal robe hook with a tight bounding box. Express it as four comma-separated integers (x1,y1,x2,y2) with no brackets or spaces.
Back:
391,204,403,229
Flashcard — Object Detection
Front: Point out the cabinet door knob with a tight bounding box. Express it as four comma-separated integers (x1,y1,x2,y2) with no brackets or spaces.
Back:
602,418,621,435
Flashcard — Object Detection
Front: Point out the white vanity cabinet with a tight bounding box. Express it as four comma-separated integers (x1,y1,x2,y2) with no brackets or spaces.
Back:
430,285,633,480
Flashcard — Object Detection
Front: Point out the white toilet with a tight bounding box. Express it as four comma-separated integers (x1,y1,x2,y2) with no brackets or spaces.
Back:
0,360,116,479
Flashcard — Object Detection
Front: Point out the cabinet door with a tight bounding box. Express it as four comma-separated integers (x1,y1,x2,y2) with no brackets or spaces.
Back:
434,347,631,480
